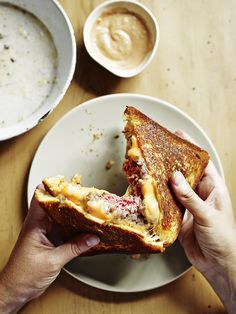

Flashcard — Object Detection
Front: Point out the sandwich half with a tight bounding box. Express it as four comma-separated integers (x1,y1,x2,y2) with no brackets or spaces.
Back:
35,106,210,254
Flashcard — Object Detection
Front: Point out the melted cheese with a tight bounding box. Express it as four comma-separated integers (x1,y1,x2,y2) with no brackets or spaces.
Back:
127,136,142,161
140,175,159,224
86,200,110,220
43,169,160,228
62,184,104,204
126,137,160,224
44,176,106,213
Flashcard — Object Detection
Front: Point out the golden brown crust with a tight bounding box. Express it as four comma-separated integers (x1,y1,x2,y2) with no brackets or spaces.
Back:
124,106,209,246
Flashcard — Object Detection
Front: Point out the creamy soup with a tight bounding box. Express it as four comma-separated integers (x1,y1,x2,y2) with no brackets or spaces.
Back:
0,4,57,128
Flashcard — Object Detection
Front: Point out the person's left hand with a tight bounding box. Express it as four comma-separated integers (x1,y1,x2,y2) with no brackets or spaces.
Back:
0,192,100,313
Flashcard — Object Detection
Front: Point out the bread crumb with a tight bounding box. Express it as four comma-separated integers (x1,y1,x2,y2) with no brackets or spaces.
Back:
71,173,82,185
105,160,115,170
92,132,103,141
92,133,100,141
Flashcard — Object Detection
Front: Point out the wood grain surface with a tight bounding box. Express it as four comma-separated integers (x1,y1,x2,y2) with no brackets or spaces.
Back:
1,0,236,313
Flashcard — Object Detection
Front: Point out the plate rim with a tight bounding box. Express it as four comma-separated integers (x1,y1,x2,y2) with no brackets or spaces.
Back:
27,93,224,293
63,262,193,293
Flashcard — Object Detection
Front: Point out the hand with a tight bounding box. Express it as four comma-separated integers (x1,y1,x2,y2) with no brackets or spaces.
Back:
0,193,100,314
170,131,236,313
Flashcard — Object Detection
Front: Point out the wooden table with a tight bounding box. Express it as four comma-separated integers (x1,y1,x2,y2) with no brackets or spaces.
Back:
1,0,235,313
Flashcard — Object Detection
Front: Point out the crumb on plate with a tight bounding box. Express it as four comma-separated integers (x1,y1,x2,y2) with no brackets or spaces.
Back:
105,160,115,170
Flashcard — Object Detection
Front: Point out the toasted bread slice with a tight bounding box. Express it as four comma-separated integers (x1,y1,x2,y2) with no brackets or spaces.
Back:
123,106,210,247
35,175,165,254
35,106,209,254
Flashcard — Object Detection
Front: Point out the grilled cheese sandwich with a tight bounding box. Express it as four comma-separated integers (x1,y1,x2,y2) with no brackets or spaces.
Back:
35,106,210,255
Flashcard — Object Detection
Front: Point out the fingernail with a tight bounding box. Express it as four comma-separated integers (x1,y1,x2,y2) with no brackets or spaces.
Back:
172,171,184,186
85,235,100,247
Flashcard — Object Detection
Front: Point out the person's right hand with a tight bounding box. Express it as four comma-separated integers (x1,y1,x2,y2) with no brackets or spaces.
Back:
170,131,236,313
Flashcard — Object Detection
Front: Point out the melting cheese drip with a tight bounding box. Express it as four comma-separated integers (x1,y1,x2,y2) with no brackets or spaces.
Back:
43,175,109,221
127,135,142,161
140,176,159,223
127,135,160,224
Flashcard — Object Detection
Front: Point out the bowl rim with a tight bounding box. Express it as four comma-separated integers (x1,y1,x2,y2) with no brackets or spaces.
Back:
0,0,77,141
83,0,160,78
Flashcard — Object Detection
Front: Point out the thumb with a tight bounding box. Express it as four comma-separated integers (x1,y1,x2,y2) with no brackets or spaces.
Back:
54,233,100,267
171,171,208,225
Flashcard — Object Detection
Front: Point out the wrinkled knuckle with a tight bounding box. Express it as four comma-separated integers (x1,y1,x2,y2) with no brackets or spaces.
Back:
70,242,82,257
193,206,212,226
48,255,61,272
202,208,214,221
181,187,195,201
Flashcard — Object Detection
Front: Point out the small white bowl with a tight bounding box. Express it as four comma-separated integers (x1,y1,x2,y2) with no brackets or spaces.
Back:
0,0,76,141
83,0,159,78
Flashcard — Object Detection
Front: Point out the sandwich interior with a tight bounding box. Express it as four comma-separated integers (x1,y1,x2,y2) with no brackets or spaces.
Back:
37,127,164,248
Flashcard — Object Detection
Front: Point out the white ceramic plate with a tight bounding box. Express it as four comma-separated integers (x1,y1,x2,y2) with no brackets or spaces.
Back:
27,93,223,293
